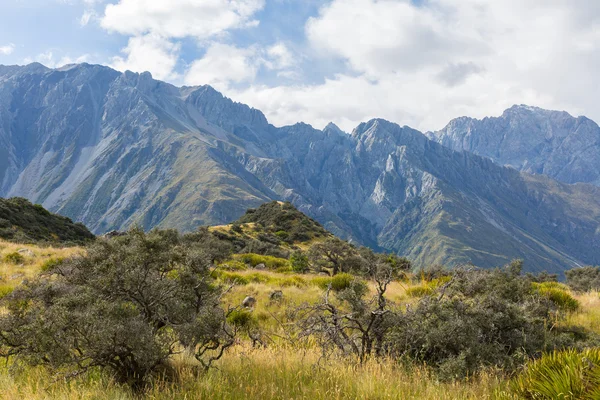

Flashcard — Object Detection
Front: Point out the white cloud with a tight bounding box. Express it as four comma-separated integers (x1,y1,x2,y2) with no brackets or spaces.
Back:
110,34,180,81
0,44,15,56
79,9,97,26
100,0,265,39
185,43,260,89
266,42,294,70
219,0,600,132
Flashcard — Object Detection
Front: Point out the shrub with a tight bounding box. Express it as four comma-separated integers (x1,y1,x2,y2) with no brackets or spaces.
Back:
533,282,579,312
216,271,250,285
275,230,289,240
405,284,433,297
234,253,290,270
227,309,256,328
3,252,24,264
388,261,589,379
0,229,235,391
312,273,364,293
40,257,63,272
219,260,247,271
565,266,600,293
0,284,13,299
290,251,309,273
510,349,600,399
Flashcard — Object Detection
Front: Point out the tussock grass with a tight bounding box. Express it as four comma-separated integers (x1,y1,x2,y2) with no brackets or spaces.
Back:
0,239,82,294
0,346,507,400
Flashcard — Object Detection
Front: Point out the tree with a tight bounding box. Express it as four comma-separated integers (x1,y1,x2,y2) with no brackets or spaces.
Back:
308,238,356,275
0,228,234,391
298,257,396,363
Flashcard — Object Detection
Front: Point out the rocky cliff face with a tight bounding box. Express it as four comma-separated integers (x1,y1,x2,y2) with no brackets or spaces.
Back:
427,105,600,186
1,64,599,273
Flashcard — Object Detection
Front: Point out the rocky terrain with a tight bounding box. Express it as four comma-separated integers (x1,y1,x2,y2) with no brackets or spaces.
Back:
427,105,600,186
1,63,599,273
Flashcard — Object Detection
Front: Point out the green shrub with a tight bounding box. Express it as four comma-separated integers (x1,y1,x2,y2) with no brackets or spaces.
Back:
0,284,14,299
227,309,256,328
215,271,250,285
290,251,309,273
406,284,434,297
0,228,231,391
234,253,290,270
219,260,247,271
312,273,362,292
40,257,64,272
510,349,600,399
533,282,580,312
275,230,289,240
3,252,24,264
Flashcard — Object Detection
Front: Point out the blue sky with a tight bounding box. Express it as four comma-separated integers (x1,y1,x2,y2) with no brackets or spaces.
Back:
1,0,599,132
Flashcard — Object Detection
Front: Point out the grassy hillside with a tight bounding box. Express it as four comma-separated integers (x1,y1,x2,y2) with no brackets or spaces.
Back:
1,241,599,399
1,202,598,399
0,197,94,245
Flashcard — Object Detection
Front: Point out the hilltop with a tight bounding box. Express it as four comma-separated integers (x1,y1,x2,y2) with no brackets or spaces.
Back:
0,197,94,245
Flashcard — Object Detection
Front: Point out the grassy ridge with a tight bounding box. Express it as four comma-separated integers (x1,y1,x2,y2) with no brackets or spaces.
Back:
0,197,94,245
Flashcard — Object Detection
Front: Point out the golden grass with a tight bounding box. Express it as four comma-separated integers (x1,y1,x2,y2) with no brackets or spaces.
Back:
0,240,82,297
564,291,600,332
2,240,600,399
0,346,509,400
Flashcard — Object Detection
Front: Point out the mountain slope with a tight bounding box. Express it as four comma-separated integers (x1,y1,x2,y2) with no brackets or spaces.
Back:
0,197,94,244
1,63,599,273
427,105,600,186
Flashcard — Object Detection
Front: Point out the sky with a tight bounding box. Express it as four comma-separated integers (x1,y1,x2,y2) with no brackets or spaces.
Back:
1,0,599,132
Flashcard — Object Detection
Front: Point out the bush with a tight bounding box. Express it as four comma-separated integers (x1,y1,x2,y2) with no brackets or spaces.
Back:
565,266,600,293
0,284,14,299
215,271,250,285
510,349,600,399
0,229,235,391
405,284,433,297
312,273,366,293
533,282,579,312
290,251,309,273
234,253,290,270
40,257,63,272
219,260,247,271
3,252,24,264
227,309,256,328
388,261,591,379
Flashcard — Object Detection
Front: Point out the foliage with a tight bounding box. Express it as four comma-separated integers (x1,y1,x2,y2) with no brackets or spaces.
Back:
39,257,64,272
510,349,600,399
0,197,94,245
290,251,309,273
0,228,235,391
3,252,24,265
234,253,290,270
565,266,600,293
388,261,591,380
533,282,580,312
405,284,434,297
308,238,358,275
235,201,328,243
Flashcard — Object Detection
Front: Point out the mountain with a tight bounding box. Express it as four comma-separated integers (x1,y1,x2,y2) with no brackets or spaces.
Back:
0,197,94,244
427,105,600,186
1,63,599,273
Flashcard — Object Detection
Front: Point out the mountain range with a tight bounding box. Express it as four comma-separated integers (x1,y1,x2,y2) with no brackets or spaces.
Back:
1,63,599,273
